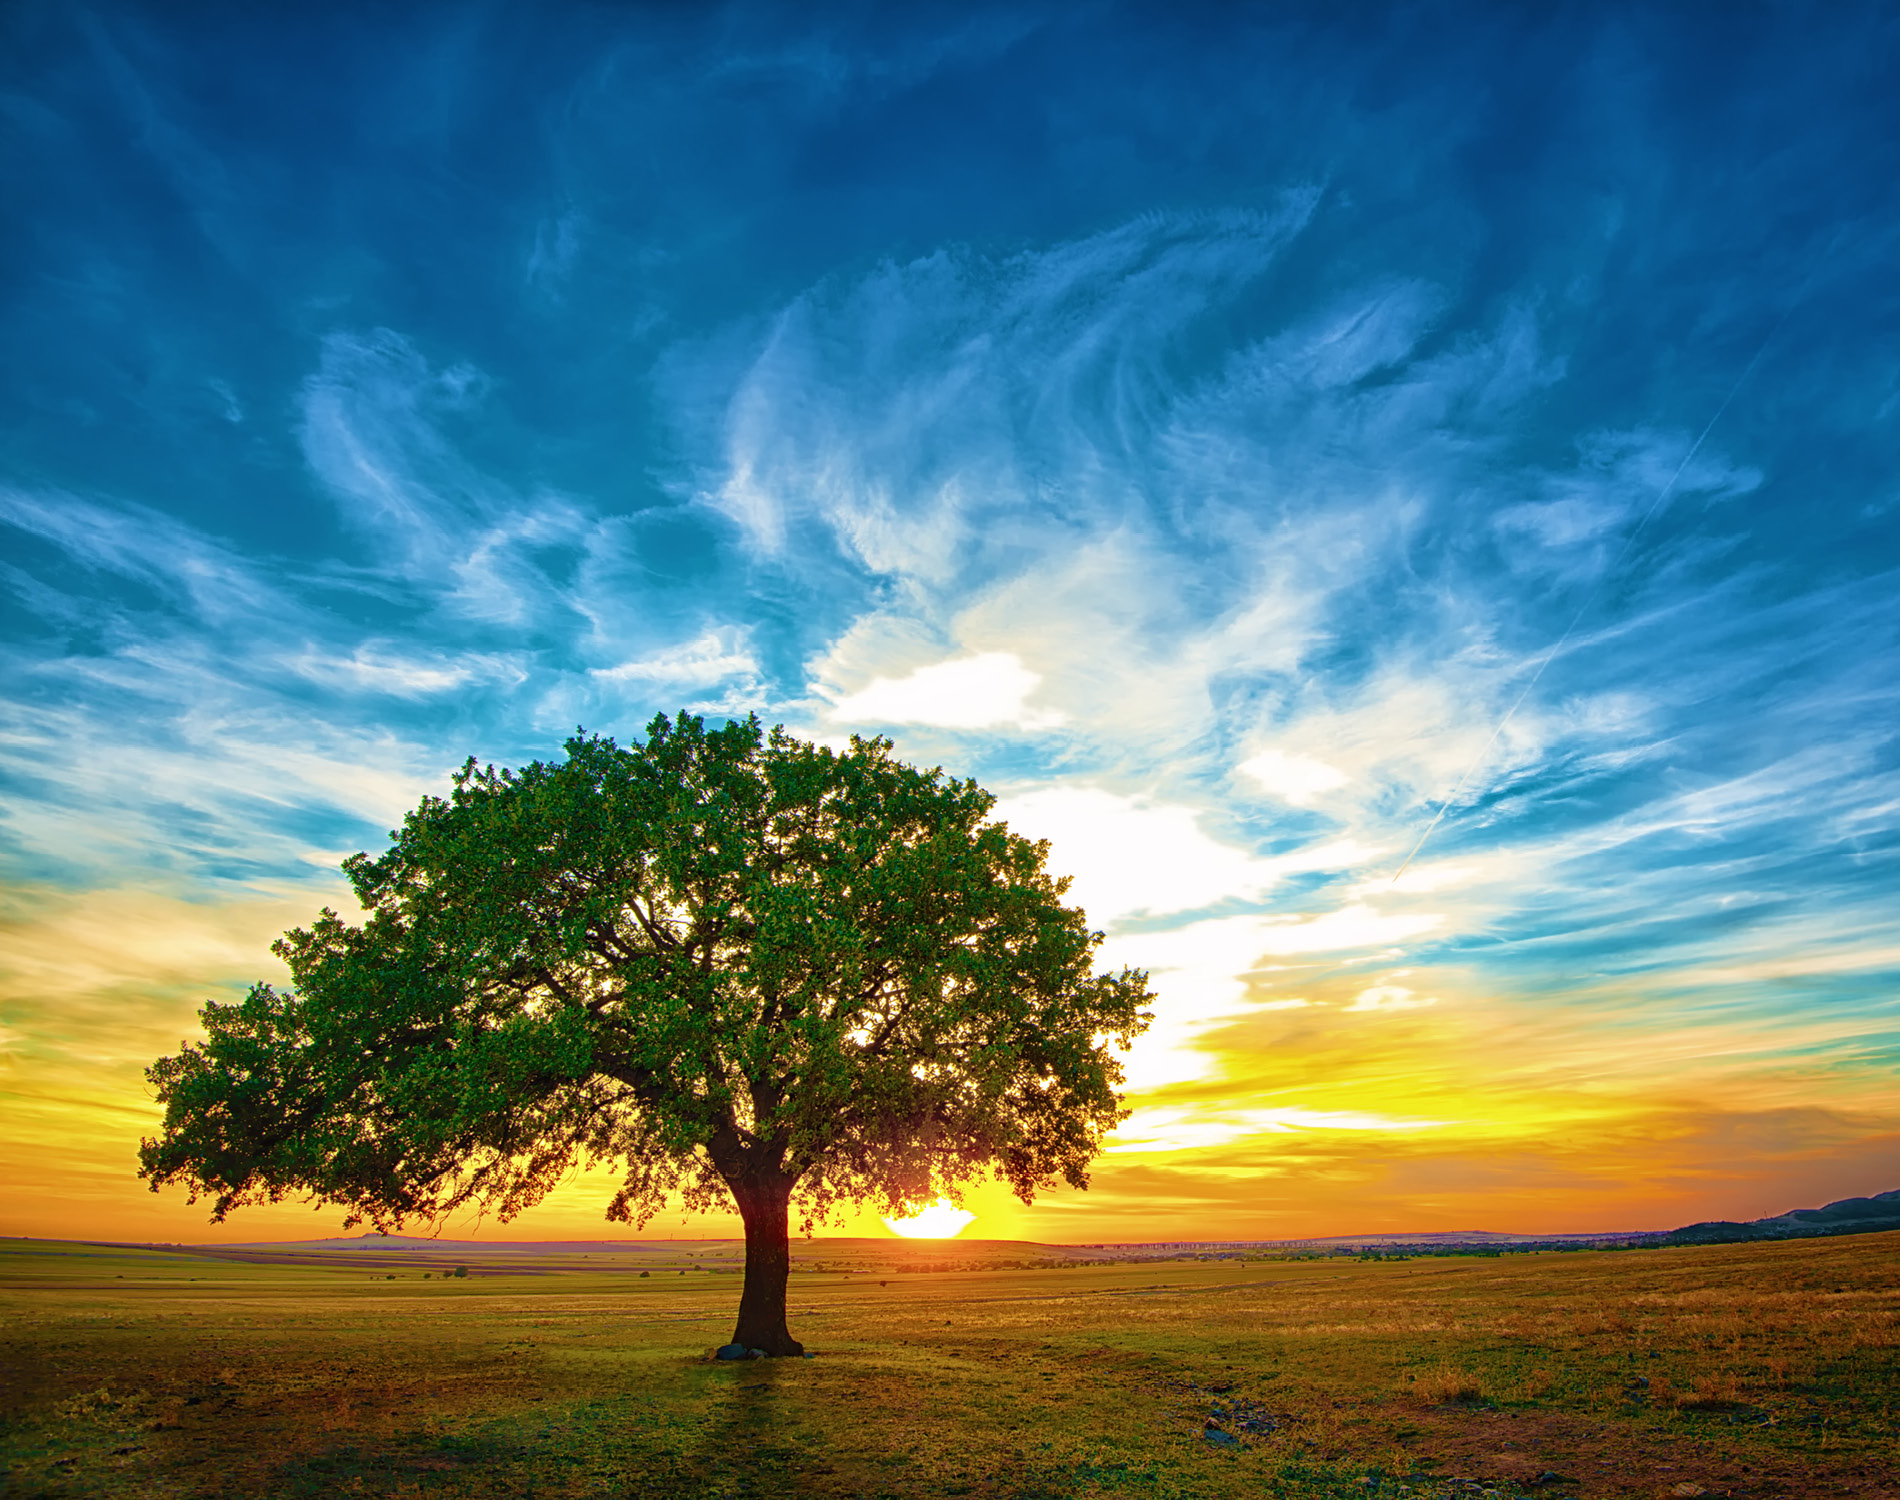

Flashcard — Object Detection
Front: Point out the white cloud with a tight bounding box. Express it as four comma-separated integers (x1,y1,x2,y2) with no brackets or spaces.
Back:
297,331,607,632
298,329,483,558
0,487,277,629
594,627,761,688
1107,1103,1449,1153
1248,668,1550,822
698,204,1318,585
972,783,1416,1092
1345,983,1438,1012
1099,906,1445,980
1239,748,1348,805
828,652,1059,731
996,786,1288,921
1370,860,1487,895
1094,905,1446,1089
291,644,526,698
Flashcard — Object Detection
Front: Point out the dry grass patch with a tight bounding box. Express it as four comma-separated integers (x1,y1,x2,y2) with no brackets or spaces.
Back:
1413,1363,1484,1405
1657,1373,1747,1412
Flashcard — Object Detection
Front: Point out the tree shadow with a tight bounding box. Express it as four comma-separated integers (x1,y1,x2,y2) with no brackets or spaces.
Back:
593,1359,835,1498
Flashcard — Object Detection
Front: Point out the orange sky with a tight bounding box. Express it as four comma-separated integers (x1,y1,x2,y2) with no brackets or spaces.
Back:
6,879,1894,1246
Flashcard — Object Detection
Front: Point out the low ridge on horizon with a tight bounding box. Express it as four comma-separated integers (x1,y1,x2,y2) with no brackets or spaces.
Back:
81,1185,1900,1256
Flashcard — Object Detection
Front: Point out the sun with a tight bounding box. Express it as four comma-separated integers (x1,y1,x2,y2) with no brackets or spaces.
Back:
882,1198,976,1239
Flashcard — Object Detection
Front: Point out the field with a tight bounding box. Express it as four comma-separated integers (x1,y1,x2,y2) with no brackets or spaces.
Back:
1,1233,1895,1499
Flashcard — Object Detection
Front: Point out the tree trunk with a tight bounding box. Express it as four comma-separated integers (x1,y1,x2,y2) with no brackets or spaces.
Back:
728,1166,804,1356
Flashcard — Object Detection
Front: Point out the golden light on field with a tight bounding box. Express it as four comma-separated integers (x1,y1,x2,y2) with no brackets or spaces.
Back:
882,1199,976,1239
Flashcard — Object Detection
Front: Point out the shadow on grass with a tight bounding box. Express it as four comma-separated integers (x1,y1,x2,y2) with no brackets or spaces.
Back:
250,1357,1432,1500
257,1362,847,1500
644,1357,1387,1500
649,1360,854,1499
271,1428,539,1498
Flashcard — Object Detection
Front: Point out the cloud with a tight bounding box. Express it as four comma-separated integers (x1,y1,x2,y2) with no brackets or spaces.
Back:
1344,983,1438,1012
593,627,762,689
685,208,1687,834
297,331,612,631
1239,748,1348,805
828,651,1059,731
996,787,1297,922
1107,1103,1451,1154
697,203,1322,588
291,644,527,698
1093,905,1445,1090
526,211,584,292
299,328,490,558
0,487,278,629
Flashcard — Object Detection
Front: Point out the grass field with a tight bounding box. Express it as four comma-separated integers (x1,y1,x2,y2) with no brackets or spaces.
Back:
2,1232,1895,1499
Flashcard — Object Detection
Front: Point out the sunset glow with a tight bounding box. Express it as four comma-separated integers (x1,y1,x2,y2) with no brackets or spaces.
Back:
883,1202,978,1241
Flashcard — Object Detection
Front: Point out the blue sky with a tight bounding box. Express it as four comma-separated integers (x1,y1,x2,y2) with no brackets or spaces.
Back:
3,0,1898,1241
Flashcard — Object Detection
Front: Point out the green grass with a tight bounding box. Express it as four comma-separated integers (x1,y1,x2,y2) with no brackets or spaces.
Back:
1,1233,1895,1498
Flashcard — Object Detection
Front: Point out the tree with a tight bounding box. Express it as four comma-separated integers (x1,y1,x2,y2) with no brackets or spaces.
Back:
141,713,1153,1355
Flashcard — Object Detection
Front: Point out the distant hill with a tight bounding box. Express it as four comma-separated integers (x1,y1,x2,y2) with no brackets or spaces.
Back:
1664,1187,1900,1245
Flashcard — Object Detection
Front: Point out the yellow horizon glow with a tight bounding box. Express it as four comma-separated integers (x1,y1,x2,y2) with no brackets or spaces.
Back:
6,882,1899,1246
882,1199,976,1239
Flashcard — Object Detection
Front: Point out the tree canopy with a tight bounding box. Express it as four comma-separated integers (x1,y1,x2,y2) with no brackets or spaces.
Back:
141,713,1153,1353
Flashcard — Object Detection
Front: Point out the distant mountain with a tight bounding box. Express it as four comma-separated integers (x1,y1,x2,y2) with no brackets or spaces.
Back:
1664,1187,1900,1245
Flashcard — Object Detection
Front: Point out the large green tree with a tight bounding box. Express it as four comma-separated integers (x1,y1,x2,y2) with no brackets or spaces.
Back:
141,713,1152,1355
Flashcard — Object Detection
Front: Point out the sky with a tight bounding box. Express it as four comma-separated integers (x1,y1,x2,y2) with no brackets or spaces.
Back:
3,0,1898,1247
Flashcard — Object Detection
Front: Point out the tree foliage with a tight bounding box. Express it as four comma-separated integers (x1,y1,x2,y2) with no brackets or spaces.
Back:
142,715,1152,1321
